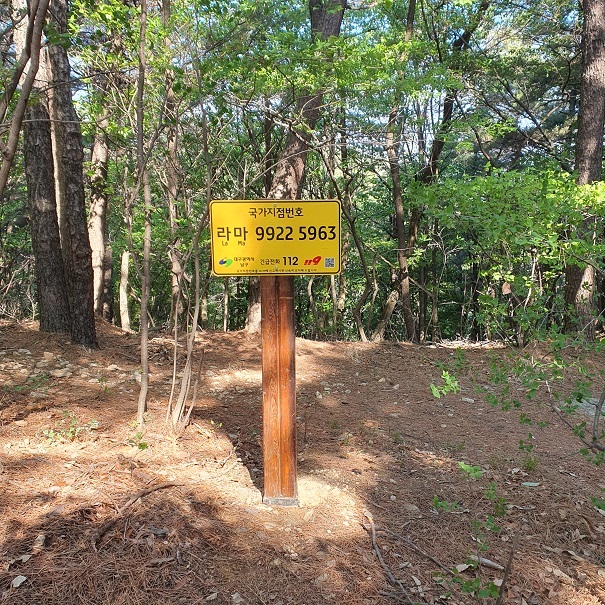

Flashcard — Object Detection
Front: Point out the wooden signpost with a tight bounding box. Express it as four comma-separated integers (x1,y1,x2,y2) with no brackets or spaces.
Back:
210,200,341,506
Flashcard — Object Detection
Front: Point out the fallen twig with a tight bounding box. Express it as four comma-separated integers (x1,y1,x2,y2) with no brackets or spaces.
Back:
592,383,605,450
91,481,181,551
495,538,517,605
359,494,389,511
362,510,416,604
378,528,450,573
470,554,504,570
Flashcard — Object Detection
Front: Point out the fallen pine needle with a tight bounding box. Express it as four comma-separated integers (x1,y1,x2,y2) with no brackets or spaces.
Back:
91,481,182,551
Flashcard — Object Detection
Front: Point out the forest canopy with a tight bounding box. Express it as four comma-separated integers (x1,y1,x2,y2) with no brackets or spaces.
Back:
0,0,604,346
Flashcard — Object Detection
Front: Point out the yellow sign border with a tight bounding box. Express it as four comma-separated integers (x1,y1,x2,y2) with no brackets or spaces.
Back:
210,199,341,276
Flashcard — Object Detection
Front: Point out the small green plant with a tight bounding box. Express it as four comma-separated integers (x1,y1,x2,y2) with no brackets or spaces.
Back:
340,432,352,445
589,487,605,511
438,348,469,374
437,565,500,600
127,431,148,450
97,374,111,395
330,419,340,430
432,496,459,512
42,428,59,443
519,432,535,453
523,454,539,472
458,461,484,479
430,370,460,399
484,481,507,517
43,411,98,443
591,495,605,511
14,372,50,393
457,574,500,599
434,474,509,601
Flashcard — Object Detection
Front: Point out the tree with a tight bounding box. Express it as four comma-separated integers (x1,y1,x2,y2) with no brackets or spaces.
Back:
88,97,112,320
371,0,490,342
14,0,96,346
245,0,347,331
0,0,49,199
563,0,605,340
23,100,72,333
4,0,605,347
135,0,153,425
46,0,97,347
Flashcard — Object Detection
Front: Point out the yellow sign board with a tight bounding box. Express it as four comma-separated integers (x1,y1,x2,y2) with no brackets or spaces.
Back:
210,200,341,276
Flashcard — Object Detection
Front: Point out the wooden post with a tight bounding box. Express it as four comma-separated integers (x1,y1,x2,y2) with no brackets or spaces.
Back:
261,275,298,506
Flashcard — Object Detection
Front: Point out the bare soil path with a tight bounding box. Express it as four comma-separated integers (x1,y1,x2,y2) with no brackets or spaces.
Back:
0,321,604,604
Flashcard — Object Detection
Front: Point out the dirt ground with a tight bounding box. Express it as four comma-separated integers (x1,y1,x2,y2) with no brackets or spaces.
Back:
0,320,604,605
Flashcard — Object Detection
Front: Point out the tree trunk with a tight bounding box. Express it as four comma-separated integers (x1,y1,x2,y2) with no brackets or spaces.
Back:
47,0,97,347
136,0,152,426
370,288,399,341
243,0,346,332
119,250,131,331
245,277,262,332
392,1,489,343
23,101,71,333
564,0,605,340
162,0,186,330
267,1,345,198
374,0,416,342
14,0,70,333
101,244,114,321
383,103,416,341
88,103,111,318
0,0,50,199
575,0,605,185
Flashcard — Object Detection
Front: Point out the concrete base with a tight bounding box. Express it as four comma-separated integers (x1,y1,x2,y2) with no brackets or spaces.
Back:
263,496,299,507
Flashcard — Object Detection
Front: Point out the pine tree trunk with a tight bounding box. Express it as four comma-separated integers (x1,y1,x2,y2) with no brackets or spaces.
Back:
564,0,605,340
23,101,71,333
47,0,97,347
575,0,605,186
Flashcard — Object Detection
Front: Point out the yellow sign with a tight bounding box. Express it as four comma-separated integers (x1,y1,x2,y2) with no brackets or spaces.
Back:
210,200,341,276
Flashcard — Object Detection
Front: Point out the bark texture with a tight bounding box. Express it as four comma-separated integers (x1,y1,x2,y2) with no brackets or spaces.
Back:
88,102,112,320
23,101,71,333
564,0,605,340
575,0,605,185
47,0,97,347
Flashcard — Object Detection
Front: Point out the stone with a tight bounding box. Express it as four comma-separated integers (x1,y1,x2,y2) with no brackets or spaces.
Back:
50,368,72,378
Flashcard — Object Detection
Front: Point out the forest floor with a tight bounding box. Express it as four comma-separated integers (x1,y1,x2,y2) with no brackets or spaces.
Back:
0,320,604,605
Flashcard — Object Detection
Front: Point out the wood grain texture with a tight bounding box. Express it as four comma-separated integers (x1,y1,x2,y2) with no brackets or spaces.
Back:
261,275,298,505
